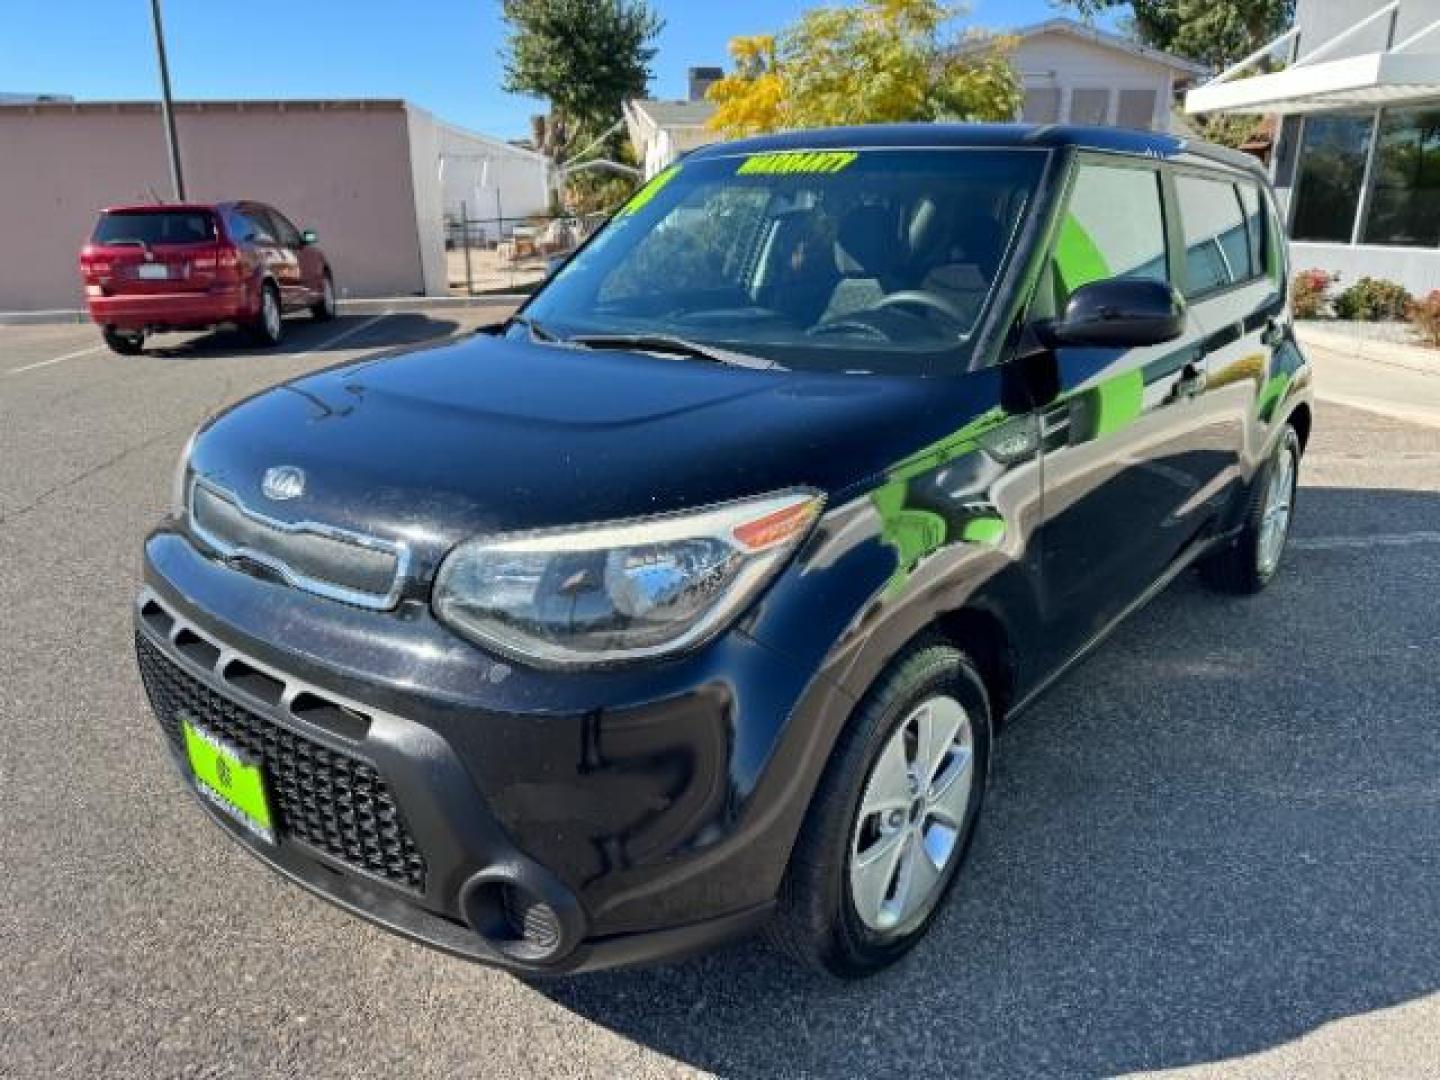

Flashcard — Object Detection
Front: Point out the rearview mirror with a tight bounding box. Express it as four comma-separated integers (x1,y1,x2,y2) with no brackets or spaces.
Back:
1039,278,1185,349
301,229,318,245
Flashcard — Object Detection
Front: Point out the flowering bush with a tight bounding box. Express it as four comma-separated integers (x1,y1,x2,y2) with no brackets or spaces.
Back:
1409,290,1440,347
1291,269,1335,319
1334,276,1413,322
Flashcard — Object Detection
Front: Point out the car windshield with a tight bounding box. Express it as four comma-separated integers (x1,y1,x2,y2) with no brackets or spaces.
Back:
520,148,1046,374
92,210,216,247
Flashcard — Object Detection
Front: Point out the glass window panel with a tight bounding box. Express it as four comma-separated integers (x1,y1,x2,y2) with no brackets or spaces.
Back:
1361,107,1440,248
1022,87,1061,124
1291,113,1373,242
1238,184,1266,277
1050,164,1168,302
1070,88,1110,126
1117,88,1157,129
1176,175,1252,294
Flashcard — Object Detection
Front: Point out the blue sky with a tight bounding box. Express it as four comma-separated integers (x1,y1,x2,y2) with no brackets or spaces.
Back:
3,0,1104,140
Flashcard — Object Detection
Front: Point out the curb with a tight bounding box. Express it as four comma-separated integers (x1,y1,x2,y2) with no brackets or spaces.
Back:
0,294,528,327
1296,322,1440,375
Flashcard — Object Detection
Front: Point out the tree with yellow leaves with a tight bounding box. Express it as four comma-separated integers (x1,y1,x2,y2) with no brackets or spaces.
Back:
707,0,1021,138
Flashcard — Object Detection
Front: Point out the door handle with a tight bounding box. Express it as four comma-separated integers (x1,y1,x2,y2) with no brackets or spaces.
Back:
1261,317,1286,347
1176,362,1207,399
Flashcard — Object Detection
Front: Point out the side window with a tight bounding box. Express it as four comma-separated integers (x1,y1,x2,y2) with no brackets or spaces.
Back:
1175,174,1252,295
1050,163,1168,305
265,207,303,247
241,206,277,243
1238,184,1266,279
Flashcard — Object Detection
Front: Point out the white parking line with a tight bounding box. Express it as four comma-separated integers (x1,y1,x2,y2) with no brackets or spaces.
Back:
1293,532,1440,551
5,344,104,376
293,311,392,357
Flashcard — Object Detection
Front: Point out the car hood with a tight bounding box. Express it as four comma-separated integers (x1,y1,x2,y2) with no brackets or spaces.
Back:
190,332,992,555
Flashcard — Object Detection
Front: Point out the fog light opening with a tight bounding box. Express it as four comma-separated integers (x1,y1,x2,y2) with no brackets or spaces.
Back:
463,880,567,963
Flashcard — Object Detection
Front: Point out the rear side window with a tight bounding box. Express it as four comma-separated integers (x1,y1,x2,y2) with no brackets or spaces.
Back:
1175,175,1254,295
92,210,215,246
1049,162,1169,305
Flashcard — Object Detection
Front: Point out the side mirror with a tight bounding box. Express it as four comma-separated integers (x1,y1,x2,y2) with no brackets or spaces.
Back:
1039,278,1185,349
300,229,318,246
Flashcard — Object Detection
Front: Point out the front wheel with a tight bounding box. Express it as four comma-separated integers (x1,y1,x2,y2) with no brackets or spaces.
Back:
310,271,336,322
768,640,992,977
1201,423,1300,594
102,327,144,355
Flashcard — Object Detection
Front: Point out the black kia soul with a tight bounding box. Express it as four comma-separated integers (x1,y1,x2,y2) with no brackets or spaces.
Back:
136,125,1312,977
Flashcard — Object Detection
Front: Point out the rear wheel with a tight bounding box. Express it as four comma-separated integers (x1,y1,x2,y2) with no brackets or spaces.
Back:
102,327,144,355
310,271,337,322
768,640,992,977
247,282,284,347
1201,423,1300,594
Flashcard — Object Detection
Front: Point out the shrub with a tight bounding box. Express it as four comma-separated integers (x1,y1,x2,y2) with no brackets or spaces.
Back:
1334,276,1412,322
1410,290,1440,347
1291,269,1335,319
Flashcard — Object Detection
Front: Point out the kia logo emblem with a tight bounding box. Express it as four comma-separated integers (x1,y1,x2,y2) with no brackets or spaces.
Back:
261,465,306,501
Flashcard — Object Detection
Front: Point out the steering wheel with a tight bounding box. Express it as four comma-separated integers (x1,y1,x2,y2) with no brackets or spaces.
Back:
875,289,968,324
805,318,892,342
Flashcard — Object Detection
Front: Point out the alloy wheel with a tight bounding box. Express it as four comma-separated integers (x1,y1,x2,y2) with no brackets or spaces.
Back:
849,694,975,932
1257,437,1296,576
263,290,281,339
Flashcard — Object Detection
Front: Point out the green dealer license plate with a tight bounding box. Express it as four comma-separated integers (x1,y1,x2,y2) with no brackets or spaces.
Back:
181,718,276,845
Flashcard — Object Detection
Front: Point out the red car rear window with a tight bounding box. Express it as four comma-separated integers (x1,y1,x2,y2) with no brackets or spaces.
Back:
92,210,216,246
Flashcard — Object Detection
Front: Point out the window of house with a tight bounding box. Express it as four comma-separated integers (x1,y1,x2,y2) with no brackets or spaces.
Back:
1176,175,1253,294
1022,87,1061,124
1049,163,1168,303
1361,106,1440,248
1070,88,1110,126
1116,89,1157,130
1290,113,1374,242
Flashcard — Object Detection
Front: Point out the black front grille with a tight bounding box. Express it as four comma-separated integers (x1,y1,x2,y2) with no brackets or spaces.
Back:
136,634,427,892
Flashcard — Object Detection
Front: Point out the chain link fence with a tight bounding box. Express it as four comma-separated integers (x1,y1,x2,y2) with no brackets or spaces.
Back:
445,209,608,296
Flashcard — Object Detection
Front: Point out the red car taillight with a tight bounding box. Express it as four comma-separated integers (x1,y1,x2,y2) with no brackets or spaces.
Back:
214,243,243,283
79,248,112,286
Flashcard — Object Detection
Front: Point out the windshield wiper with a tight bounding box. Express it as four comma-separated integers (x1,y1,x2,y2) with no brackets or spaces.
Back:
505,314,559,343
567,333,776,370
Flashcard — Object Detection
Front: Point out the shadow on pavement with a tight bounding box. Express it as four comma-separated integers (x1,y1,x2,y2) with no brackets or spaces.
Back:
536,486,1440,1077
140,311,465,360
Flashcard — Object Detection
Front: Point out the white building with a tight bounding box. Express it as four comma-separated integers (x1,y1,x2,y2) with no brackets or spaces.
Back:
436,121,551,239
1187,0,1440,294
1012,18,1206,131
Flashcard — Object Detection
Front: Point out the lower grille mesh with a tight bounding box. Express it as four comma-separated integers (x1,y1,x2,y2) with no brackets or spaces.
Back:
136,634,426,892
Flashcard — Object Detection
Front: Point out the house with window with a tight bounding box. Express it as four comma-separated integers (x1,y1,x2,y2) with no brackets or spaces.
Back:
1186,0,1440,293
1012,18,1206,131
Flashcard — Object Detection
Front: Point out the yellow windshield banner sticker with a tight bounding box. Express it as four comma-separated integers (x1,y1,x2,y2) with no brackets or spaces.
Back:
617,164,681,217
737,151,858,176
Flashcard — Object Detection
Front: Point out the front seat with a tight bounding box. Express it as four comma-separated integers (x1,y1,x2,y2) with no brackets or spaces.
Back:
916,207,1006,327
820,205,902,323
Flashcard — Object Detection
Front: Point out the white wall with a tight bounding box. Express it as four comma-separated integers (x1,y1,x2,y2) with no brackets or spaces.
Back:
436,121,550,237
405,106,449,297
1015,32,1175,130
1291,241,1440,296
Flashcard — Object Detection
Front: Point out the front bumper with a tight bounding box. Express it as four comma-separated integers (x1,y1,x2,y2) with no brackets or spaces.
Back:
136,529,840,973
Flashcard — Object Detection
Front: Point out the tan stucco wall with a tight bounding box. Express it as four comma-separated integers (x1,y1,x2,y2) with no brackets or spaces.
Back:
0,101,428,311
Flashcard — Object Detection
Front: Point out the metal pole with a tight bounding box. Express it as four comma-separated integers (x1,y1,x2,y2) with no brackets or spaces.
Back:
149,0,185,200
460,200,474,296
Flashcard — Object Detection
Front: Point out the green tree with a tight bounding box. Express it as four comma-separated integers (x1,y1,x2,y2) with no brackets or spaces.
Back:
501,0,663,158
1060,0,1294,69
708,0,1021,138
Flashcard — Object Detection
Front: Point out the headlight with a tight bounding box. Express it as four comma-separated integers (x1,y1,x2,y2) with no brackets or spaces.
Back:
170,430,198,518
433,490,822,666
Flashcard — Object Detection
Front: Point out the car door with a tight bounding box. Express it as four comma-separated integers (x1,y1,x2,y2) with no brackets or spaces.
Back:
1170,171,1287,516
266,206,325,307
248,204,306,310
1033,156,1218,671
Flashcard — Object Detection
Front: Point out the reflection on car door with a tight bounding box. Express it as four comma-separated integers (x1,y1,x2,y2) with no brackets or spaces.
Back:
249,204,306,310
1172,173,1289,514
1034,158,1218,673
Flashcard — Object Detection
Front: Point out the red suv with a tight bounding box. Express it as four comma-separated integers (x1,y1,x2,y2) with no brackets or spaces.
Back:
79,202,336,354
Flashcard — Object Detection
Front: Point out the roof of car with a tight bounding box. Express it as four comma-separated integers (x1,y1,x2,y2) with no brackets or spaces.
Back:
100,202,232,214
687,123,1266,178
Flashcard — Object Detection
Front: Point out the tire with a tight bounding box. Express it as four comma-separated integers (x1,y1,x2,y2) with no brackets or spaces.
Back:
310,270,337,322
102,327,144,356
247,282,284,347
768,639,992,977
1201,423,1301,595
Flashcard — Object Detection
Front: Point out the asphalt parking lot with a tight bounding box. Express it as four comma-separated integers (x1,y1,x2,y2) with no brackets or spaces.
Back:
2,314,1438,1078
